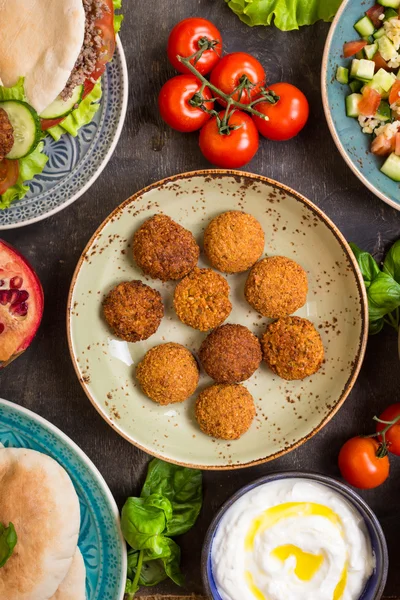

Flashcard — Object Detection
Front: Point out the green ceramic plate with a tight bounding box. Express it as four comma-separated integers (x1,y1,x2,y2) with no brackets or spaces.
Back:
67,170,368,470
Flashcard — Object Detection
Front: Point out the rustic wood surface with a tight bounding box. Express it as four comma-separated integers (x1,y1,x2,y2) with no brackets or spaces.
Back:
1,1,400,597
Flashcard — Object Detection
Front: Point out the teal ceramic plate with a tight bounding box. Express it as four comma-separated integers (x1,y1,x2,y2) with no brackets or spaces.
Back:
0,398,126,600
322,0,400,211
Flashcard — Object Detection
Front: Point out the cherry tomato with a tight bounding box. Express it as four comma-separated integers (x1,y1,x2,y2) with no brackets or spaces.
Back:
376,404,400,456
366,4,385,29
210,53,265,106
343,40,367,58
159,75,213,132
199,110,259,168
338,437,389,489
0,159,19,195
359,86,381,117
252,83,309,141
167,18,222,76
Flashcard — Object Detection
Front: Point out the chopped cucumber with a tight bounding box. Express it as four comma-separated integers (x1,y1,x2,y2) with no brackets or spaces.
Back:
378,0,400,8
350,58,361,78
336,66,349,84
374,27,387,40
350,80,363,93
355,59,376,81
346,93,362,117
0,100,41,160
372,68,396,91
364,42,378,59
39,85,83,120
378,34,397,59
355,50,365,60
381,152,400,181
376,100,391,120
354,16,375,37
385,7,398,19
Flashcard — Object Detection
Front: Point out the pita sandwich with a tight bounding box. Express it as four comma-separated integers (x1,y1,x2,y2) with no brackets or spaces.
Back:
51,547,86,600
0,448,81,600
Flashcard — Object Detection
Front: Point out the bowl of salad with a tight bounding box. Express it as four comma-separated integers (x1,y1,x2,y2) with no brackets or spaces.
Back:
322,0,400,211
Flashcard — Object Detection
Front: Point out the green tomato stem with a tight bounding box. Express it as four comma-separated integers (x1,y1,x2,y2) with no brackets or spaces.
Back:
131,549,144,597
177,55,269,121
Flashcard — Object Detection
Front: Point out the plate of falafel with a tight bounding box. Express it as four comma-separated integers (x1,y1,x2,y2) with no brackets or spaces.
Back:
67,170,368,469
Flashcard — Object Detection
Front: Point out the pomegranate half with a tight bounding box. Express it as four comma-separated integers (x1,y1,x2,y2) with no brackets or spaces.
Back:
0,240,44,367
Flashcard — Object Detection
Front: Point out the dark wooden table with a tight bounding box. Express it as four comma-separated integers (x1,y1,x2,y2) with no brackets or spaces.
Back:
1,1,400,597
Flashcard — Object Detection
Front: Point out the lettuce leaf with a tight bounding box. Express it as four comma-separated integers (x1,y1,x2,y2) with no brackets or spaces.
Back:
113,0,124,33
0,77,26,102
47,82,102,141
0,143,48,210
225,0,342,30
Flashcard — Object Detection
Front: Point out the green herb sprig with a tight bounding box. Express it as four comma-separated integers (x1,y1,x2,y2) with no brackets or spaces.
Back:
0,522,17,568
121,459,202,598
351,240,400,335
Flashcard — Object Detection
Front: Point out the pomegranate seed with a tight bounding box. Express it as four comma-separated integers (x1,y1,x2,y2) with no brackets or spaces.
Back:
8,289,20,304
10,301,28,317
10,276,23,289
0,290,10,305
0,323,4,334
18,290,29,302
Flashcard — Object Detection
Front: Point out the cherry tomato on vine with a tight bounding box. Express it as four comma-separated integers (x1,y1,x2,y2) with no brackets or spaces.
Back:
338,437,389,489
210,52,266,106
0,159,19,195
159,75,213,132
199,110,259,168
252,83,309,141
167,18,222,76
376,404,400,456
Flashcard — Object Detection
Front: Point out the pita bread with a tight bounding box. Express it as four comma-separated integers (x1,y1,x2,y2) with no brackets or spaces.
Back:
0,448,81,600
50,547,86,600
0,0,85,114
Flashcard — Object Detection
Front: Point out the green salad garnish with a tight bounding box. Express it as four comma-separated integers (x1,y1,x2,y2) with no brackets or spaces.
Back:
0,522,17,568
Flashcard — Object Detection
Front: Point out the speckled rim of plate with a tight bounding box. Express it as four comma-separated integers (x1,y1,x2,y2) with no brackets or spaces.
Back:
66,169,369,470
0,36,129,231
321,1,399,212
0,397,127,600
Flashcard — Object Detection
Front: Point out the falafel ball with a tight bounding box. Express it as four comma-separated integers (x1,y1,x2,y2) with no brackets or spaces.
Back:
245,256,308,318
195,383,255,440
103,280,163,342
199,324,262,383
204,211,265,273
0,107,14,161
132,214,199,281
136,342,199,405
173,267,232,331
261,316,324,380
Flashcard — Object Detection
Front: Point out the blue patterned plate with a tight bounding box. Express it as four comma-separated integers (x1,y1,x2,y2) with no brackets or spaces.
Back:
322,0,400,211
0,37,128,230
0,398,127,599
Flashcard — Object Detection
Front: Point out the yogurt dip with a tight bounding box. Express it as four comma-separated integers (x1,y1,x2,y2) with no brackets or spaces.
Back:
211,478,375,600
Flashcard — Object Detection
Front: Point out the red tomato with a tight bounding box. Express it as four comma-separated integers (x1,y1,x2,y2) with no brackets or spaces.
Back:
343,40,367,58
389,80,400,106
366,4,385,28
86,0,115,84
82,78,97,99
159,75,213,132
358,87,381,117
252,83,309,141
167,18,222,76
376,404,400,456
199,110,259,168
373,51,390,72
41,117,65,131
338,437,389,489
0,159,19,195
210,53,266,106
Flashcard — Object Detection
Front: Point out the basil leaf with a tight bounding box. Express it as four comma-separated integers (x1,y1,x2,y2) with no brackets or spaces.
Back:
127,549,168,587
369,319,384,335
350,243,381,289
141,459,202,536
0,522,17,568
145,537,184,587
368,272,400,319
121,496,168,554
383,240,400,284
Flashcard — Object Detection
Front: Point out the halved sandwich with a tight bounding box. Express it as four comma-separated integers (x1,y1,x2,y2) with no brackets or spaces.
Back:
0,0,123,209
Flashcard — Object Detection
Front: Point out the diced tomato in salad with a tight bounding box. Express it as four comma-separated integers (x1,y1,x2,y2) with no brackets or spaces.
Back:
343,40,367,58
389,80,400,106
372,52,391,73
395,132,400,156
358,87,381,117
366,4,385,28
